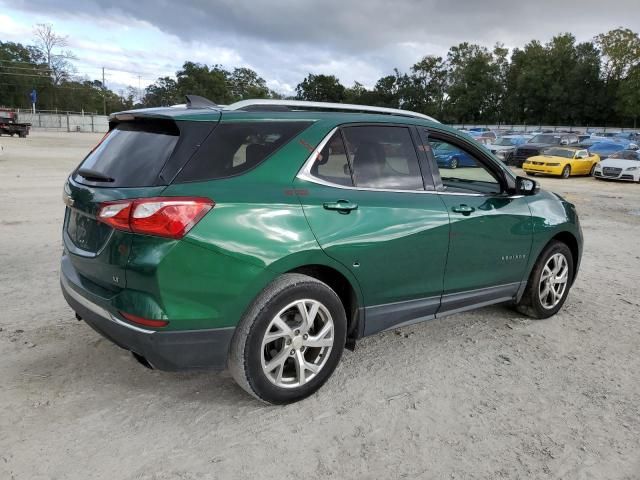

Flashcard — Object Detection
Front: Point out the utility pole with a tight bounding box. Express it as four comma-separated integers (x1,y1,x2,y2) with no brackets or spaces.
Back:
102,67,106,115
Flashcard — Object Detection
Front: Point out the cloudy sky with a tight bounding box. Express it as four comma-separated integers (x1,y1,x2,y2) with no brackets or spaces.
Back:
1,0,639,96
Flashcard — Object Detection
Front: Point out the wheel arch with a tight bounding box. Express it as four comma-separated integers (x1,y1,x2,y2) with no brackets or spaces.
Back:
286,264,363,345
541,231,580,286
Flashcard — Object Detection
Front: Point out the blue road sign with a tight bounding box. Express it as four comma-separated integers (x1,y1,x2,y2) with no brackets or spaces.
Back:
30,89,37,104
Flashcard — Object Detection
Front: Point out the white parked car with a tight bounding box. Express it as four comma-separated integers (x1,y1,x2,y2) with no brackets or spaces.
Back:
593,150,640,182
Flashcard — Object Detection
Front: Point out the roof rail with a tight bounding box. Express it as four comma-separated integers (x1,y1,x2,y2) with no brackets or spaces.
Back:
225,99,439,123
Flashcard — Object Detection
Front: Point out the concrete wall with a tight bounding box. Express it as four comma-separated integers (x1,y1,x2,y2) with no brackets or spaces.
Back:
16,112,109,133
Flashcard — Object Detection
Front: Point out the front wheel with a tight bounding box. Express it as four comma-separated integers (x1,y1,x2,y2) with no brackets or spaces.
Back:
515,241,574,319
589,164,597,176
561,165,571,178
449,158,459,169
228,274,347,404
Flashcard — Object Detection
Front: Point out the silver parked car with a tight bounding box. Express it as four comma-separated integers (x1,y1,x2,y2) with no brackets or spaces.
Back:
593,150,640,182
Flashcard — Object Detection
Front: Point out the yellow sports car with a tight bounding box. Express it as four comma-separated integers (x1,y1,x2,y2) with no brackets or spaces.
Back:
522,147,600,178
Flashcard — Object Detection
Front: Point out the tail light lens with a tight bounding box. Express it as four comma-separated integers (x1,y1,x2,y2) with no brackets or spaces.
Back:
97,197,214,239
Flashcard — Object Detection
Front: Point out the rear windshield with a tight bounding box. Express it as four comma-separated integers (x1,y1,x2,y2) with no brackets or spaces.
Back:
75,120,179,187
175,121,312,183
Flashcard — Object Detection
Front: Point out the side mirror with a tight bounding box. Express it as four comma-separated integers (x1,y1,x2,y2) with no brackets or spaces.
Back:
516,176,539,196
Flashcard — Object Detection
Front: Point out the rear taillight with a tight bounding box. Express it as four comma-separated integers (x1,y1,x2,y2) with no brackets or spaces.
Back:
97,197,214,239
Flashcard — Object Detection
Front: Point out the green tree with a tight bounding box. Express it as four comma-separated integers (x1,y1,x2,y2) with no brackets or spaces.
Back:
175,62,233,104
618,65,640,127
229,67,270,100
446,43,502,123
406,56,448,117
295,74,346,102
143,76,179,106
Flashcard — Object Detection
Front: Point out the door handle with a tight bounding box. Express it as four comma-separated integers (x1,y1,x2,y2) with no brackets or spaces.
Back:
451,204,475,216
323,200,358,214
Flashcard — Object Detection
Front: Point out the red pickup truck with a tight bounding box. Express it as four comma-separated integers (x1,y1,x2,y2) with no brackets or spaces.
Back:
0,109,31,138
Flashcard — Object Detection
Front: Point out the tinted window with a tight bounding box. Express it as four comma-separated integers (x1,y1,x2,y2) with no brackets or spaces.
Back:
75,120,179,187
311,131,353,186
428,137,502,194
529,135,561,144
341,126,423,190
610,150,640,160
176,121,312,182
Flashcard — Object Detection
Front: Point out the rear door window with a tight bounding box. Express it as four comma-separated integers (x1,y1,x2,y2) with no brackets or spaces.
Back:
75,120,179,187
341,126,424,190
175,121,312,182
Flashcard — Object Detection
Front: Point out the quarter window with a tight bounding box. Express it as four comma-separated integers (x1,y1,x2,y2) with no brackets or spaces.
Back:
176,121,312,182
341,126,424,190
310,131,353,186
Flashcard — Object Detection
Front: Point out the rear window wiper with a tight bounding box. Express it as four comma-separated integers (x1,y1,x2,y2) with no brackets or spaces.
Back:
77,168,115,182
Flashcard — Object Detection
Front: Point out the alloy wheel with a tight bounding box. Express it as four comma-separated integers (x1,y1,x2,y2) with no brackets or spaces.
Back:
260,299,334,388
539,253,569,309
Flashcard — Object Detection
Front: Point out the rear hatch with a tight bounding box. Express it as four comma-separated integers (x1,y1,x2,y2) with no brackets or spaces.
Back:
63,114,215,291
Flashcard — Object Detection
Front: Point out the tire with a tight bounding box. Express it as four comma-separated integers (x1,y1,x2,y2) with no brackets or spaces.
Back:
561,165,571,178
589,164,596,176
450,158,459,169
228,273,347,404
515,240,574,319
526,171,535,176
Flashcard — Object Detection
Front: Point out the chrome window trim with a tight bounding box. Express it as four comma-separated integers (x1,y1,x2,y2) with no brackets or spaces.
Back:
295,128,515,198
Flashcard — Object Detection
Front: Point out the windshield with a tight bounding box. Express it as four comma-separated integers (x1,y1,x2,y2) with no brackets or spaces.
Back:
608,150,639,160
529,135,561,144
494,137,517,146
543,148,575,158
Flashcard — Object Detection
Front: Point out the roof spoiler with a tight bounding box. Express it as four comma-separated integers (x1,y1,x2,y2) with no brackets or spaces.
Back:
185,95,219,109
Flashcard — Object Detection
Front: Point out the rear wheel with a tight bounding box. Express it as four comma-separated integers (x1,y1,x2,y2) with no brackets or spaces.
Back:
229,274,347,404
561,165,571,178
515,241,573,319
450,158,459,169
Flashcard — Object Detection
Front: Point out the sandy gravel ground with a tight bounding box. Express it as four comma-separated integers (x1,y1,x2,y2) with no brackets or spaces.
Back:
0,131,639,480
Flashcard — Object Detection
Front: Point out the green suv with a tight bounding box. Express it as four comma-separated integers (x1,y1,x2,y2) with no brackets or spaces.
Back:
60,97,582,404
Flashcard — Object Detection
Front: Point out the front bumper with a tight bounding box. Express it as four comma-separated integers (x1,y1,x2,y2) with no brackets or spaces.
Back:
523,164,564,176
60,259,234,371
593,170,638,181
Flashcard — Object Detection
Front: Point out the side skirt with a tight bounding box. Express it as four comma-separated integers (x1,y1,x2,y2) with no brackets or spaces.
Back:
362,282,522,337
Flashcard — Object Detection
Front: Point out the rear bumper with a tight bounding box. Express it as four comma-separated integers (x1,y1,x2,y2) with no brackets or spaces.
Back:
60,259,234,371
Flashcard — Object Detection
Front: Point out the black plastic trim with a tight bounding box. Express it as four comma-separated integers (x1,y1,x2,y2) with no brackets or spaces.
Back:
362,282,522,337
60,261,234,371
